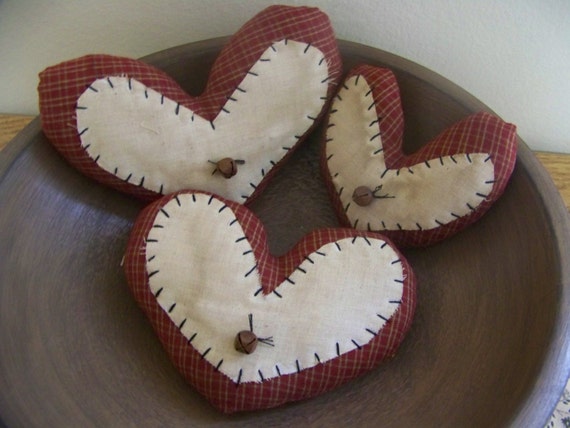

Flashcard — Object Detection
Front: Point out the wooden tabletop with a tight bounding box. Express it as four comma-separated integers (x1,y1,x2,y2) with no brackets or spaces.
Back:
2,113,569,211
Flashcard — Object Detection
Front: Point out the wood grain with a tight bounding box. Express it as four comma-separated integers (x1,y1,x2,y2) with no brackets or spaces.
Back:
536,152,570,210
0,39,569,427
0,114,33,151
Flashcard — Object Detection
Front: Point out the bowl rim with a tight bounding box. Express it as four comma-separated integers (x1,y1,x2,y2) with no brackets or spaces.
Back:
144,37,570,426
1,37,569,427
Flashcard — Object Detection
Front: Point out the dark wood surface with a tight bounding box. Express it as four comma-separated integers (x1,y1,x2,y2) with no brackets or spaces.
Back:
1,38,569,427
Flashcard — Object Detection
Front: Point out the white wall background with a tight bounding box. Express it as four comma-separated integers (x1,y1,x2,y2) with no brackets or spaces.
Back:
0,0,568,153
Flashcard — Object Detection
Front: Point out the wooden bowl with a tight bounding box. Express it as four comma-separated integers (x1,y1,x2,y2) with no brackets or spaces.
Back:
1,38,569,427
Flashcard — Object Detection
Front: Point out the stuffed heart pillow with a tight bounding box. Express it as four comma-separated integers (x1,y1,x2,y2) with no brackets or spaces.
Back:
322,65,518,247
38,5,342,204
123,190,416,413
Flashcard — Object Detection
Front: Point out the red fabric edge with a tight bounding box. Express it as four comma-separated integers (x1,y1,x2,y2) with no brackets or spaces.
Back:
320,65,518,248
123,190,417,413
38,5,342,204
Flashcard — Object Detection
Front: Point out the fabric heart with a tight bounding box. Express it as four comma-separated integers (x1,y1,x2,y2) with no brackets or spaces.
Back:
123,190,416,413
322,65,518,247
38,5,342,204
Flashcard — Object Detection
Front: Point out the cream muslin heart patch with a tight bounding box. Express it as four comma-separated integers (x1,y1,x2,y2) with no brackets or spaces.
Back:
38,5,342,203
322,65,518,247
123,191,416,413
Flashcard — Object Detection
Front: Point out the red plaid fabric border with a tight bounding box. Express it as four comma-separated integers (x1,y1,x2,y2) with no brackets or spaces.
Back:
38,5,342,203
123,190,416,413
321,65,518,248
39,56,187,200
203,5,342,120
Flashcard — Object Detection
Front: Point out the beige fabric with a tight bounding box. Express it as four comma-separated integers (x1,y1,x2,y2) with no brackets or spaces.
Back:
145,193,405,384
326,75,495,230
76,40,329,202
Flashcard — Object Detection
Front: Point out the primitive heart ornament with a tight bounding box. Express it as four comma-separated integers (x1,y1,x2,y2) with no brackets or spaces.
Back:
322,65,518,247
123,190,416,413
38,5,342,204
